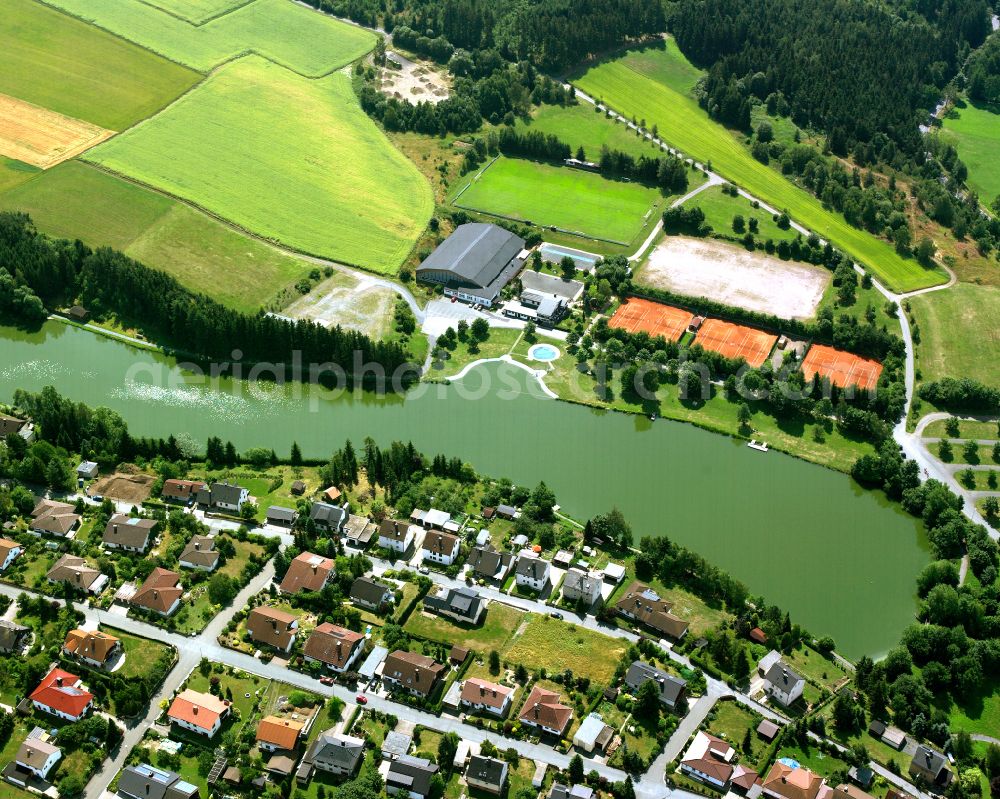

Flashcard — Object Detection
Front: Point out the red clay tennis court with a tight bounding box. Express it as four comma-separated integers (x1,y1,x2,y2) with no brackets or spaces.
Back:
693,318,778,367
608,298,693,342
801,344,883,391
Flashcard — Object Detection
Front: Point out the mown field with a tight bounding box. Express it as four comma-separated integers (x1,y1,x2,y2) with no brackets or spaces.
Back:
909,283,1000,386
0,161,318,312
143,0,247,24
572,40,949,292
454,155,661,243
0,157,39,193
685,184,801,243
44,0,375,76
1,0,201,131
940,100,1000,209
87,57,432,272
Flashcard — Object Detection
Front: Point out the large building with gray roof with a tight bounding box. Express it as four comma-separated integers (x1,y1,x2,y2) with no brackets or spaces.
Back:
416,223,525,307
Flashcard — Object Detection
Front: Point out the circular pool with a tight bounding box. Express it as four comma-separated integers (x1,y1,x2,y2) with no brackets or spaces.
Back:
528,343,560,362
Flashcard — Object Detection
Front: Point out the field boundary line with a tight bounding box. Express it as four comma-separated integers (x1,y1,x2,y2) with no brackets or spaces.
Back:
447,154,499,205
451,199,631,246
131,0,258,26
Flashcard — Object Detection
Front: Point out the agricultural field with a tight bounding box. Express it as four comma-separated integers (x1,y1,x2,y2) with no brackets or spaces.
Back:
0,156,38,193
42,0,376,76
453,156,662,243
143,0,247,24
0,162,320,311
909,283,1000,386
502,614,627,684
0,0,201,131
87,57,432,273
572,40,949,292
940,101,1000,209
0,93,114,168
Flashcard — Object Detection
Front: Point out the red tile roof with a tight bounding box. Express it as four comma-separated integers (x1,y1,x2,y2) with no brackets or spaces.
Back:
168,689,230,731
279,552,335,594
29,667,93,718
518,685,572,734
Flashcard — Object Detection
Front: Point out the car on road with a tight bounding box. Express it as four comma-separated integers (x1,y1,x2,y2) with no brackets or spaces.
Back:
356,695,368,704
319,676,334,686
418,566,430,575
549,611,563,619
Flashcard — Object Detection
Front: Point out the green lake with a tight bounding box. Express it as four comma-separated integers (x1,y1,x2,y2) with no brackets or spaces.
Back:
0,321,928,658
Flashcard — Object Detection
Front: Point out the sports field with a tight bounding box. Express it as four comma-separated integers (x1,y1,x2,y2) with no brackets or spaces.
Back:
0,161,316,312
609,297,693,341
44,0,376,76
0,0,201,131
941,101,1000,208
454,156,661,243
801,344,883,391
573,41,949,292
693,318,777,367
0,93,113,168
87,57,432,272
909,283,1000,387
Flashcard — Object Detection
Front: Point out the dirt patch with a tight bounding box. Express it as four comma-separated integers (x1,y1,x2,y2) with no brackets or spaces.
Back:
89,472,155,504
379,54,450,105
282,273,396,338
640,236,830,320
0,93,115,168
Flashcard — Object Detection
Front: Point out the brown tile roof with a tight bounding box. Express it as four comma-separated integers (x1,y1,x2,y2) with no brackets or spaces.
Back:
102,514,157,550
518,685,572,734
179,535,219,568
614,582,690,639
383,650,445,695
279,551,335,594
168,689,230,731
460,678,512,710
0,538,21,564
30,500,80,537
256,715,304,750
162,479,207,501
422,531,459,556
247,606,298,650
732,765,760,791
303,623,364,669
63,628,119,664
762,762,826,799
47,555,102,590
0,414,25,436
379,519,410,542
685,755,734,784
132,568,183,614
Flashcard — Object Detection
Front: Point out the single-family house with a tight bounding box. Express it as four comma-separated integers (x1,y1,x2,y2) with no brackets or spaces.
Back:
30,668,93,721
378,519,416,554
310,502,347,533
680,731,736,790
460,678,513,717
303,623,366,673
0,537,22,572
161,479,207,504
549,785,594,799
118,764,200,799
847,766,875,791
496,504,518,520
467,545,514,582
573,713,613,753
761,762,826,799
46,555,107,593
731,765,761,795
382,650,445,698
13,737,61,781
279,551,335,594
246,606,298,653
62,628,120,668
196,482,249,513
421,530,460,566
179,535,220,571
624,661,687,710
561,568,602,606
466,755,508,796
757,650,805,707
266,506,298,527
0,620,30,654
422,586,485,625
131,568,183,616
614,582,690,640
350,576,395,611
515,554,551,592
0,413,27,438
30,499,80,539
102,514,158,553
343,515,377,548
167,689,231,737
256,715,304,753
299,731,364,781
386,755,440,799
908,745,952,787
76,461,99,480
518,684,572,736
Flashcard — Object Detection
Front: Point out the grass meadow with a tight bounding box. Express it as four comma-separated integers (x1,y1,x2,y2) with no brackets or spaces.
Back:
686,184,801,243
1,0,200,131
0,157,39,194
502,614,627,684
909,283,1000,386
454,156,662,243
87,57,432,272
44,0,375,76
941,100,1000,209
572,40,949,292
143,0,247,24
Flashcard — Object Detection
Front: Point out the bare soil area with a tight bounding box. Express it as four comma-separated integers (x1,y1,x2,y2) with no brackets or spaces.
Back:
89,472,155,504
283,272,396,338
640,236,830,320
379,54,450,105
0,93,114,168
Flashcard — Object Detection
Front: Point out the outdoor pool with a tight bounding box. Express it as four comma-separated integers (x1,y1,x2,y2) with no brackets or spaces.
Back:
528,343,560,361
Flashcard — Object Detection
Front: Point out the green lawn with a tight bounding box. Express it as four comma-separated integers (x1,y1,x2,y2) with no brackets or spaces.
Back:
43,0,376,76
0,161,318,312
87,57,432,272
707,700,766,765
940,100,1000,208
931,441,997,465
572,40,949,292
909,283,1000,387
815,273,894,325
922,419,999,439
453,156,663,244
116,629,174,680
686,184,801,244
0,0,201,131
777,742,850,779
502,614,627,684
781,645,851,694
429,327,523,377
955,468,1000,491
403,601,525,653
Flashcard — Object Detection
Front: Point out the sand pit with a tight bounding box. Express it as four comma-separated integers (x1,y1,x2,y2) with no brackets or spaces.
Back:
380,54,450,105
89,472,155,504
283,273,397,338
0,93,114,168
640,236,830,320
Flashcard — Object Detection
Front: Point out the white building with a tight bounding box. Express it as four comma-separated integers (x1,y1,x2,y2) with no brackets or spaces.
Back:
421,531,460,566
15,736,61,780
514,554,551,592
379,520,416,554
758,650,805,707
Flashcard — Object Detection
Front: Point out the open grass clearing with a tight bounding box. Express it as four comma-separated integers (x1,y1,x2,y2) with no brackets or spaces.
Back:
502,613,627,684
403,600,525,653
940,100,1000,208
453,156,662,243
115,629,174,681
0,0,200,131
638,236,830,320
955,468,1000,491
687,184,802,244
922,419,1000,439
87,57,432,273
707,699,766,765
909,283,1000,388
931,441,998,465
815,272,893,325
43,0,376,77
572,40,948,292
0,161,321,312
777,741,850,779
430,327,522,377
781,645,851,694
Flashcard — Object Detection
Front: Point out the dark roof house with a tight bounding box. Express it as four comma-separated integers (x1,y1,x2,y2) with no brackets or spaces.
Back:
624,661,687,709
422,586,485,625
118,764,200,799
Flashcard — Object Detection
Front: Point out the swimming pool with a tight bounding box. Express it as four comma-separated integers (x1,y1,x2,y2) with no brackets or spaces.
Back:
528,343,560,362
538,243,599,272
